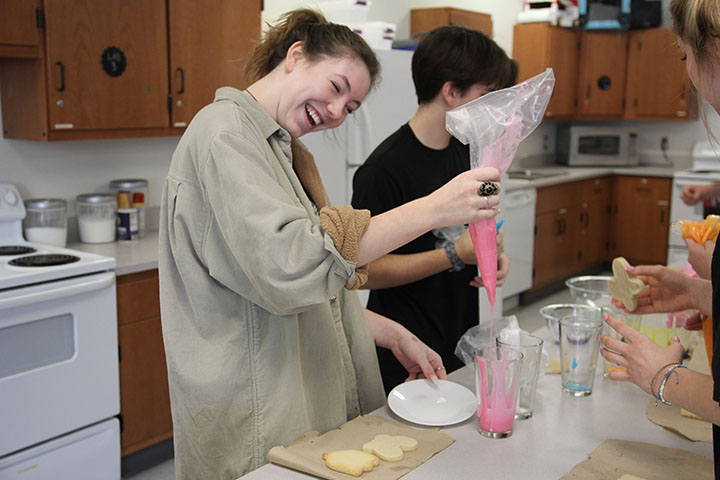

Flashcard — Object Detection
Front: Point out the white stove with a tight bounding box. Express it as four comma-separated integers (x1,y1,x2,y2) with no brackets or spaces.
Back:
0,183,120,479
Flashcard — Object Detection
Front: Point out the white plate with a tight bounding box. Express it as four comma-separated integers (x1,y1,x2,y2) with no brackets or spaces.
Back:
387,379,477,427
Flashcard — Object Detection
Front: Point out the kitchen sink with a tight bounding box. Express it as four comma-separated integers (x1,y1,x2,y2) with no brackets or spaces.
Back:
506,169,568,180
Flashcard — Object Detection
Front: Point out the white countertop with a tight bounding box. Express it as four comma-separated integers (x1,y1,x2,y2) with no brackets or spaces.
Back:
239,327,712,479
67,231,159,276
504,165,677,192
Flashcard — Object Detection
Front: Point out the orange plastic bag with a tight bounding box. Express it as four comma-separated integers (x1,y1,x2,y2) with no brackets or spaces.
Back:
677,214,720,244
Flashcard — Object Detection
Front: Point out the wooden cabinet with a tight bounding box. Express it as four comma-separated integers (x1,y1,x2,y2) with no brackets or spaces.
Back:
512,26,694,121
612,176,671,265
0,0,42,58
0,0,261,140
410,8,492,38
578,177,612,269
577,31,628,118
117,269,173,457
624,28,694,120
532,176,614,290
533,182,582,288
513,24,579,119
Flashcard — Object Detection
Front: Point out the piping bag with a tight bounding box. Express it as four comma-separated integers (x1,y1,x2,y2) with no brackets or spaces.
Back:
445,69,555,310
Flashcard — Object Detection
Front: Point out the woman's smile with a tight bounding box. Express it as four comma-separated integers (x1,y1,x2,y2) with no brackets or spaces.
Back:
305,103,323,127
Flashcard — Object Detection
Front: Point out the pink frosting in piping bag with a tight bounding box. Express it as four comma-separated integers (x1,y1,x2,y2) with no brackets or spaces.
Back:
445,68,555,329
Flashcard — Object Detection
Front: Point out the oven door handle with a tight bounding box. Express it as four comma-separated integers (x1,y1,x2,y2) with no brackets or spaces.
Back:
0,272,115,311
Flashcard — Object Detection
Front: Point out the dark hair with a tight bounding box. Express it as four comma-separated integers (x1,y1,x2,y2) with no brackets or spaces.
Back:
245,9,380,89
411,25,517,104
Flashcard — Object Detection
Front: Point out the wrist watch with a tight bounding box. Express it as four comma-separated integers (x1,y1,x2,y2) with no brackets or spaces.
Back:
443,241,465,272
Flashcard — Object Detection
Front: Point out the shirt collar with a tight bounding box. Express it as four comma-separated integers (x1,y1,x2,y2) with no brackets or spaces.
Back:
213,87,290,144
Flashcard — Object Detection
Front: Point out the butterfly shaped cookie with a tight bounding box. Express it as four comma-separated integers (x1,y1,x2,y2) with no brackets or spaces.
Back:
361,434,418,462
608,257,644,312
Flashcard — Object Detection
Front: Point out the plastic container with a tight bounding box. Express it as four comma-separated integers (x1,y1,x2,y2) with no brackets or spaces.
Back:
565,275,614,308
76,193,116,244
23,199,67,247
115,191,138,241
317,0,371,25
110,179,147,237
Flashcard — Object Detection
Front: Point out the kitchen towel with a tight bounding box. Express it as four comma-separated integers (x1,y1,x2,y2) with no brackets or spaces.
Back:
267,414,454,480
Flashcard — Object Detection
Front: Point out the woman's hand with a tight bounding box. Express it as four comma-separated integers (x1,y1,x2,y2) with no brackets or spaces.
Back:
681,184,713,206
365,309,446,383
685,238,714,280
392,334,448,384
600,314,684,395
426,168,501,228
614,264,706,315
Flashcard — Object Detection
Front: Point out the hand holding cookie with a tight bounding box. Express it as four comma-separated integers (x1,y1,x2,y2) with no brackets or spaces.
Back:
608,257,644,312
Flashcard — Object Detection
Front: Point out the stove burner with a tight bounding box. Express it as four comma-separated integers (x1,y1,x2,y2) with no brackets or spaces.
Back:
0,245,37,256
9,254,81,267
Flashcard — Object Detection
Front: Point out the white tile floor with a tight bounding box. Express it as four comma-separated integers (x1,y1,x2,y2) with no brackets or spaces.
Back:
124,287,573,480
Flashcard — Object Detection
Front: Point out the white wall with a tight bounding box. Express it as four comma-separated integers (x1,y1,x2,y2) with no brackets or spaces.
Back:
0,106,178,216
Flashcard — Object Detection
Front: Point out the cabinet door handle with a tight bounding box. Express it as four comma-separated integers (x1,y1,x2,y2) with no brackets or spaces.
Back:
586,84,591,100
176,67,185,94
56,61,65,92
660,210,665,225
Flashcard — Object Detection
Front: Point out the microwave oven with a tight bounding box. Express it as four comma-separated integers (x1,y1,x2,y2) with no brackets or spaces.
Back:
557,125,639,166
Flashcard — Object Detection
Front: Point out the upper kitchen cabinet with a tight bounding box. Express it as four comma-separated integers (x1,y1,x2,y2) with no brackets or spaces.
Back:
577,30,628,118
512,26,694,121
513,24,579,119
168,0,260,128
0,0,261,140
624,28,694,120
0,0,42,58
410,8,492,38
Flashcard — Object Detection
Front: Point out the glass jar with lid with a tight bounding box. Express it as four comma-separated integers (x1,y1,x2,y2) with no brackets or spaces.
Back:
109,179,148,237
77,193,117,243
23,198,68,247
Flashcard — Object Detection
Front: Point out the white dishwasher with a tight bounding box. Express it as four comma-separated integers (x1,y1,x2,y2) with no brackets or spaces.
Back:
498,188,537,299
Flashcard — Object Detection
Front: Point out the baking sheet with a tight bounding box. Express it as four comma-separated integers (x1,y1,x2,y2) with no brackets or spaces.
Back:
267,414,455,479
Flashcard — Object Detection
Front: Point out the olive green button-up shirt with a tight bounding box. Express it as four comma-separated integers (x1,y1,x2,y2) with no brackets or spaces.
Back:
159,87,385,480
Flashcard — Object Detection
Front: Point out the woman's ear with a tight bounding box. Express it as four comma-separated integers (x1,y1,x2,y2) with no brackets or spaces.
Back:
285,41,305,72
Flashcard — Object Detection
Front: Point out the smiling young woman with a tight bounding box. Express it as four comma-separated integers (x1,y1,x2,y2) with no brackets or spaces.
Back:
158,9,501,479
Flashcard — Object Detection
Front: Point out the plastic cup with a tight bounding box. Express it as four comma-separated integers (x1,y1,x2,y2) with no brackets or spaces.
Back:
601,306,641,376
475,345,524,438
559,310,603,396
497,333,543,419
640,312,692,349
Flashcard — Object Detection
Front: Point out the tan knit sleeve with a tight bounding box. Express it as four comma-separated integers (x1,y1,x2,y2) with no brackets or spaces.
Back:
319,205,371,290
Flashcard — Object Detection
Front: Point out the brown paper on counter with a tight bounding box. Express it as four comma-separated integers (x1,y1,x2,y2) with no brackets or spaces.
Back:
560,439,713,479
267,414,454,480
644,334,712,443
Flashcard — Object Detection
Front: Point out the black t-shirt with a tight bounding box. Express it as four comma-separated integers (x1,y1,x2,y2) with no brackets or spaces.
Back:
351,123,479,393
711,234,720,478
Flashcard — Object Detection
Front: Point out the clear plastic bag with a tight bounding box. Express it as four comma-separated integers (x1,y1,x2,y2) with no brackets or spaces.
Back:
443,68,555,308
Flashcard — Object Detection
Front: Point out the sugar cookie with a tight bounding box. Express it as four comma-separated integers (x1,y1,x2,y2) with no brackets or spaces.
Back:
322,449,379,477
608,257,644,312
361,434,418,462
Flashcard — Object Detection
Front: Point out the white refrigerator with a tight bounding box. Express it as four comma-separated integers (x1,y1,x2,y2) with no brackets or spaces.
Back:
301,49,502,320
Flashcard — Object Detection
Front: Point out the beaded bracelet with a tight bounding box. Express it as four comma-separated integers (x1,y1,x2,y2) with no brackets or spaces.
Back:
650,362,680,400
655,364,687,406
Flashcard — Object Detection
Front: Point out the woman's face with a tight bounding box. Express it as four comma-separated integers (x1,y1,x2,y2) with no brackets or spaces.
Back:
678,37,720,112
278,49,371,138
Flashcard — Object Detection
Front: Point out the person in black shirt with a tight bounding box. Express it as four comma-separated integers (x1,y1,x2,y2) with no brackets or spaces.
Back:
351,25,516,393
600,3,720,477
